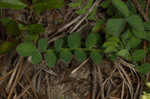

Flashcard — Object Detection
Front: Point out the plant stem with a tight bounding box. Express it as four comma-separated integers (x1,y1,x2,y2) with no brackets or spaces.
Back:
60,48,103,52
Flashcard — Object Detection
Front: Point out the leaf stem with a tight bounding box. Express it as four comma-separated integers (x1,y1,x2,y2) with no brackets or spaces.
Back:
60,48,103,52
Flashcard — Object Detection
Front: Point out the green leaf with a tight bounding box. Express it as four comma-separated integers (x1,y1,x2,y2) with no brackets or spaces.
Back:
104,46,118,53
0,17,12,25
45,50,57,67
31,50,42,64
38,38,48,52
84,0,93,9
136,63,150,74
0,41,17,54
33,0,64,14
69,0,82,7
117,49,129,57
76,8,86,14
60,50,72,63
69,2,80,8
107,37,120,43
24,34,39,42
92,19,104,33
127,37,141,49
106,18,126,37
132,49,146,62
117,49,131,60
26,24,44,34
54,39,64,52
103,41,119,48
126,0,137,14
112,0,130,17
16,42,37,56
88,6,97,20
101,0,111,8
90,51,102,64
68,32,81,48
0,0,26,9
86,33,99,48
127,15,146,39
121,30,132,40
6,20,20,36
144,21,150,31
32,0,36,3
76,0,93,14
0,18,20,36
145,31,150,41
74,50,87,62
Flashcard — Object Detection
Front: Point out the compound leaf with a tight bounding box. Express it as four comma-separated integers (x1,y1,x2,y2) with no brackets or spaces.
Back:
45,50,57,67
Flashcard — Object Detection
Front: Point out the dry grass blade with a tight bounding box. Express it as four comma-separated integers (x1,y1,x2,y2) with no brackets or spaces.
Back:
18,82,32,97
0,69,13,82
46,74,51,99
16,85,30,99
7,57,24,99
96,64,105,99
70,0,103,33
114,61,133,99
6,61,20,92
71,58,89,75
92,64,97,99
121,81,125,99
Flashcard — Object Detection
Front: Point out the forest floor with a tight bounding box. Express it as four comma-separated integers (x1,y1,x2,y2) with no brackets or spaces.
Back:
0,0,147,99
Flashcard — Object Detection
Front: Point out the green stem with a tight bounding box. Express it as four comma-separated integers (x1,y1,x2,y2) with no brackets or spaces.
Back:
60,48,103,52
